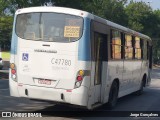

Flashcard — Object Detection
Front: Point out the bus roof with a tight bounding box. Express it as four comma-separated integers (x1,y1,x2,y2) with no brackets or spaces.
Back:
93,15,151,41
16,6,151,41
15,6,94,19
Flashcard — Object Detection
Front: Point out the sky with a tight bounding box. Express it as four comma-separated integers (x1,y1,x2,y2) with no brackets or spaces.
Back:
128,0,160,10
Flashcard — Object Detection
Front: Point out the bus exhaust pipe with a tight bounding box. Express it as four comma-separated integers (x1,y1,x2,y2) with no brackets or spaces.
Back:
25,89,28,96
61,93,64,100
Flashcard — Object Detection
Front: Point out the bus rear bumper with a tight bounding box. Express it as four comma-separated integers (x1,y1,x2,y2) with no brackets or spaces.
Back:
9,79,20,97
10,80,88,107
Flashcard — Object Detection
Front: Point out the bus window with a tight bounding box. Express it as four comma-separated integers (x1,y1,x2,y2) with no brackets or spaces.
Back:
135,37,142,59
111,30,122,59
125,34,133,59
140,39,144,59
147,41,149,60
143,40,147,60
16,12,83,42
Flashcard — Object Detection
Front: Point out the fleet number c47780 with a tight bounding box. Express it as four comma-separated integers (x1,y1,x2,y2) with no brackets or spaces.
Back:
51,58,71,66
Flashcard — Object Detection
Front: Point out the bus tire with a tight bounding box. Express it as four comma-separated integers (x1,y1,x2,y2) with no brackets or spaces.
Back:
135,77,145,96
107,81,119,109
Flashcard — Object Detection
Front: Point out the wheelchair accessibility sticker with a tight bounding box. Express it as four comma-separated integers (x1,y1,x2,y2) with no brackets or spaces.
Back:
22,53,29,61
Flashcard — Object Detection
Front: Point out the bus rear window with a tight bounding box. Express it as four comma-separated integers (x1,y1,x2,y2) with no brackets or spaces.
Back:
15,12,83,42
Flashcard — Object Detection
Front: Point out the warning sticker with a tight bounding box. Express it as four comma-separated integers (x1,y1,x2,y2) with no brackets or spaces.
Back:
64,26,80,38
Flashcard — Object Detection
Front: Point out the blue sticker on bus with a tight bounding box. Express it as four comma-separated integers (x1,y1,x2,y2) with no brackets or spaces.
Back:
22,53,29,61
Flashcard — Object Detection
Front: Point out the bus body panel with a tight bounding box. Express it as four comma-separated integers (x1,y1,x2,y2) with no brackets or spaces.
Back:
9,62,91,107
107,60,148,98
16,39,78,89
107,61,123,97
132,61,143,88
9,71,20,97
16,83,88,106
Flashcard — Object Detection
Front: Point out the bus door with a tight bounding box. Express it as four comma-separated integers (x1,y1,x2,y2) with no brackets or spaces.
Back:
93,32,107,103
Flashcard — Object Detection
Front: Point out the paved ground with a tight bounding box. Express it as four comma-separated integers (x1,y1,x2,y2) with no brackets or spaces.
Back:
0,68,160,119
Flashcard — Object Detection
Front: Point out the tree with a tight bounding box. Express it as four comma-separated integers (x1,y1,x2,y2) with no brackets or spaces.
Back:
78,0,127,26
0,0,13,50
125,1,160,63
0,16,13,50
152,10,160,63
53,0,84,9
125,1,152,32
4,0,56,14
0,0,11,15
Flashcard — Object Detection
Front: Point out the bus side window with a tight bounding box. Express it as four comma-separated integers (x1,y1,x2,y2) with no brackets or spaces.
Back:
140,39,143,59
124,34,133,59
149,44,152,69
135,37,142,59
147,41,149,60
143,40,147,60
111,30,122,59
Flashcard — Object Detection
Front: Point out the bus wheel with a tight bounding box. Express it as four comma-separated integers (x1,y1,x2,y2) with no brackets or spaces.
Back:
107,81,118,109
135,79,145,96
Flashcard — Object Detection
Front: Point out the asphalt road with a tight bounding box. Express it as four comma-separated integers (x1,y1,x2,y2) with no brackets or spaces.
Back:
0,68,160,120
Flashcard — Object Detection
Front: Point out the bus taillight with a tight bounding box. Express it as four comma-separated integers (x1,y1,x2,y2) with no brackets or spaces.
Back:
10,63,17,81
75,70,85,88
77,70,84,81
77,76,83,81
11,69,16,74
78,70,84,76
10,63,15,69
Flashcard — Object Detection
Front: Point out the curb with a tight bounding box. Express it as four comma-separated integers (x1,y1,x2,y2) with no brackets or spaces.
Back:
153,64,160,68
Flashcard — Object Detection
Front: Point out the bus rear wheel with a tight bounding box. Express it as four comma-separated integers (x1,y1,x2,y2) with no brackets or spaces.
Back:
107,81,119,110
135,78,145,96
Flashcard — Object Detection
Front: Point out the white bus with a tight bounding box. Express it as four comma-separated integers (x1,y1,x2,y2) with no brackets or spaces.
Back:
9,7,152,109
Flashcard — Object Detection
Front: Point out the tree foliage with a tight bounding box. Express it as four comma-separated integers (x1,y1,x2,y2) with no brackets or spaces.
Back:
0,0,11,15
125,1,152,32
0,16,13,49
103,0,127,26
53,0,127,26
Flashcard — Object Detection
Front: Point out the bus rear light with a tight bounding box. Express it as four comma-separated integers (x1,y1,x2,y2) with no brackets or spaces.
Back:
78,70,84,76
10,63,17,81
75,70,86,88
11,69,16,74
10,63,15,69
75,81,81,87
12,74,16,79
77,76,83,81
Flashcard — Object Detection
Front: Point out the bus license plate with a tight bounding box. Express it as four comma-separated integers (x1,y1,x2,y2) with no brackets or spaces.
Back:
38,79,51,85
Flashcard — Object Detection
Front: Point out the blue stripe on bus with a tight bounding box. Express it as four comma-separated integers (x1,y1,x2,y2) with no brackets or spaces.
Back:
10,15,18,55
78,18,91,61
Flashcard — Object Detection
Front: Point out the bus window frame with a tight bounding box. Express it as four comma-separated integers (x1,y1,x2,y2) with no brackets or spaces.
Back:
110,29,123,60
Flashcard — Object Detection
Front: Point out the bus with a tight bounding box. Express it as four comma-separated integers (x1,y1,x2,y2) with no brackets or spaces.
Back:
9,6,152,110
